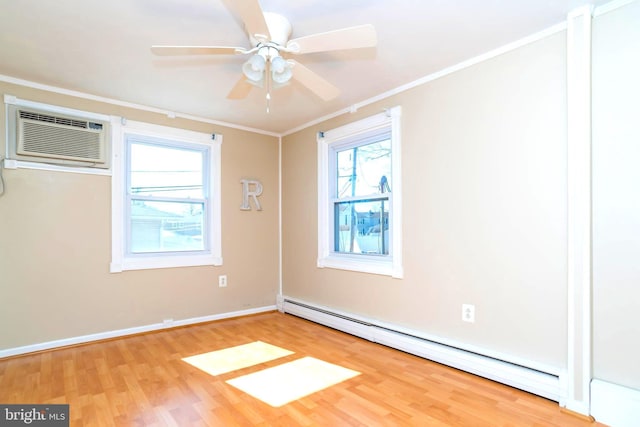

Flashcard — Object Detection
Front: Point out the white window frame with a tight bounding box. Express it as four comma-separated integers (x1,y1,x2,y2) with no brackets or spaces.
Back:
317,106,403,278
110,118,222,272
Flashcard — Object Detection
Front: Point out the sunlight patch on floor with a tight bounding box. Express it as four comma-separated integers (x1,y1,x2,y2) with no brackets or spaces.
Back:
226,356,361,407
182,341,294,376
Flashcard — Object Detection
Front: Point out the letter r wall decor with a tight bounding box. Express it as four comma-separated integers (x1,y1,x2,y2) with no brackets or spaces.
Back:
240,179,263,211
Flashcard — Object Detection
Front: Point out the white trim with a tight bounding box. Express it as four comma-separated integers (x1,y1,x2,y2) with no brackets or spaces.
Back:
1,159,111,176
0,305,276,359
388,106,403,278
281,296,563,401
319,255,397,277
210,135,223,266
110,119,222,272
317,133,329,266
278,136,283,296
110,117,125,272
120,119,217,144
0,74,279,137
591,379,640,427
321,109,392,141
282,22,566,136
115,254,223,272
594,0,639,17
565,5,593,416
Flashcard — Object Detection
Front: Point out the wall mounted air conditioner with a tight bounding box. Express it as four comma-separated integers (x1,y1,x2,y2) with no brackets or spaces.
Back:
7,104,110,169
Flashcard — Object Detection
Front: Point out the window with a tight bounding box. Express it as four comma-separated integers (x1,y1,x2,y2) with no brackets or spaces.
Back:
111,119,221,272
318,107,403,278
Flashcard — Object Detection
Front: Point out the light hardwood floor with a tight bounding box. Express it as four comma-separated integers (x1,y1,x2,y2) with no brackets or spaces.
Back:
0,312,606,426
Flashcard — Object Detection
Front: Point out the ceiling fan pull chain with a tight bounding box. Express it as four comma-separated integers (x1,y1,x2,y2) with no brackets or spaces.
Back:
266,59,272,113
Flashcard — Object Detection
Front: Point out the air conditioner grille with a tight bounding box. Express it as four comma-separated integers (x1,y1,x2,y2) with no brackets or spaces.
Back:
18,110,104,130
20,120,103,163
8,103,109,169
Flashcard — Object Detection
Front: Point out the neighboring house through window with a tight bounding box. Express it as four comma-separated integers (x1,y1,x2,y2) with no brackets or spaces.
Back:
111,119,221,272
317,106,403,278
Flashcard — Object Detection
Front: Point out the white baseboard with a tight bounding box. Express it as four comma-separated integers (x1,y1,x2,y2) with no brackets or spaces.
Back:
281,296,564,402
0,305,276,359
591,379,640,427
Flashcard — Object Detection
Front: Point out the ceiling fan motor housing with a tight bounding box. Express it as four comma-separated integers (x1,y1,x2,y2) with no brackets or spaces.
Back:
249,12,292,47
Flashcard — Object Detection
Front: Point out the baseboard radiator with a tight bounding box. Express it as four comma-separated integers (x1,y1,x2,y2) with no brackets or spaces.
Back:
281,297,563,402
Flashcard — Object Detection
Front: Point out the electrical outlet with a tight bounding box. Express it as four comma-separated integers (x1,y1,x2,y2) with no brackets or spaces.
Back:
218,275,227,287
462,304,475,323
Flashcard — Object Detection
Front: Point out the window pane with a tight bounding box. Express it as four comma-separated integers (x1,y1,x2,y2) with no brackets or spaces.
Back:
334,198,389,255
336,139,391,198
130,200,204,253
130,143,204,199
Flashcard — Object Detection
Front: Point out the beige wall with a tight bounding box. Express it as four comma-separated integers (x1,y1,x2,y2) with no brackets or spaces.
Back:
283,32,568,369
592,1,640,390
0,82,280,350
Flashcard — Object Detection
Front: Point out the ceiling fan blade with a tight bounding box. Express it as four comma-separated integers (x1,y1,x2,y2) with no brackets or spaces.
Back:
227,0,270,41
286,24,377,54
151,45,245,56
289,60,340,101
227,77,253,100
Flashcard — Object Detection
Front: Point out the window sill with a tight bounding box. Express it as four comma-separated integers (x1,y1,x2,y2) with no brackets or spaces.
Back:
111,254,222,272
317,254,403,278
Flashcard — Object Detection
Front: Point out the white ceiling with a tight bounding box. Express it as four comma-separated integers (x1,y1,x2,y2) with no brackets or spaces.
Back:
0,0,610,135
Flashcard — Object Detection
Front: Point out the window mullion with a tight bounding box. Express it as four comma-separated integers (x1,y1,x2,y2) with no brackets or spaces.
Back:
129,194,206,204
332,194,390,204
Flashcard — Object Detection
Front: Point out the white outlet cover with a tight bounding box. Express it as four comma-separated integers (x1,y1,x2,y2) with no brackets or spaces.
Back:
462,304,475,323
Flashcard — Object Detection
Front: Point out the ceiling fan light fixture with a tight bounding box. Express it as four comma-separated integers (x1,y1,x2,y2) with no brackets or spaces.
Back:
242,54,266,82
271,56,293,84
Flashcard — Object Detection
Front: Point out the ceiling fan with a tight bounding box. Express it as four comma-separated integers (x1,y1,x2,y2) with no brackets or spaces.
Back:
151,0,377,109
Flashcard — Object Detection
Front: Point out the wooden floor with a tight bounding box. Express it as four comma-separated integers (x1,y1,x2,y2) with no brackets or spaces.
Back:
0,312,606,426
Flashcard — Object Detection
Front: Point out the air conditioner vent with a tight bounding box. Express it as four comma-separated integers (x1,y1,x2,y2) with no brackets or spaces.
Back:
21,121,103,161
19,110,96,130
8,105,110,168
